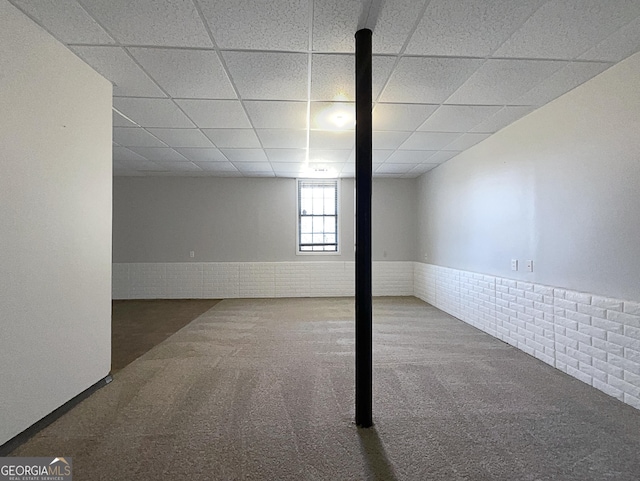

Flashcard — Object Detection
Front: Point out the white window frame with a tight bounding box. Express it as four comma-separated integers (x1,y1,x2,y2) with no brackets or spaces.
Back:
296,178,341,256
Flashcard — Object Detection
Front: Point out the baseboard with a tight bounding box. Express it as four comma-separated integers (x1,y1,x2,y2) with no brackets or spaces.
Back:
0,374,113,456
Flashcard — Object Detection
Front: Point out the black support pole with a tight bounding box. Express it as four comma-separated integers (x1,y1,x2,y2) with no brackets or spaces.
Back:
355,28,373,428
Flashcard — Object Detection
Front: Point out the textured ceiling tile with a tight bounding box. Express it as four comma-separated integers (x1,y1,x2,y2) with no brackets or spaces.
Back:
373,150,394,163
199,0,309,51
428,151,460,164
14,0,115,44
470,106,536,133
408,163,439,175
145,129,214,148
271,162,307,173
309,130,354,150
203,129,261,148
233,161,274,173
221,149,268,162
113,146,147,162
442,133,491,151
265,149,307,163
113,127,166,147
399,132,460,150
379,57,484,103
127,147,189,161
405,0,544,57
417,105,502,132
312,0,360,53
79,0,212,47
311,54,395,101
386,150,436,163
70,46,165,97
310,102,355,130
113,158,161,171
113,98,195,128
245,101,308,129
153,161,203,171
579,16,640,62
175,148,227,162
371,0,429,54
308,150,351,163
113,110,137,127
446,59,566,105
194,161,239,171
223,51,308,100
493,0,640,59
373,103,438,131
373,131,412,150
256,130,308,149
129,48,236,99
175,100,250,128
377,163,415,174
515,61,612,106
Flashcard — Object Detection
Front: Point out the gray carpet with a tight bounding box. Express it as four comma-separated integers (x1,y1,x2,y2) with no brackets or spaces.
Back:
10,297,640,480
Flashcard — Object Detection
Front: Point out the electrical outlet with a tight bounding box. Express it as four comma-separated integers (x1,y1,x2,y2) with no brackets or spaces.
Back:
511,259,518,271
526,260,533,272
189,251,195,258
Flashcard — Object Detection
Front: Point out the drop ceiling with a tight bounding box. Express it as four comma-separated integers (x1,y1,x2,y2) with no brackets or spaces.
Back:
11,0,640,178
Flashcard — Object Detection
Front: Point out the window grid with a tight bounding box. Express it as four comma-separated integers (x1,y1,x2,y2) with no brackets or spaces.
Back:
298,180,338,252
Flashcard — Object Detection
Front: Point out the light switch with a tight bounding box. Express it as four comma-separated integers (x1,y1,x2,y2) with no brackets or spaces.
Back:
511,259,518,271
526,260,533,272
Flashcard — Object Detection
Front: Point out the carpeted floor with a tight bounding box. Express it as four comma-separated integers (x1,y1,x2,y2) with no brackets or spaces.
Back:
10,297,640,480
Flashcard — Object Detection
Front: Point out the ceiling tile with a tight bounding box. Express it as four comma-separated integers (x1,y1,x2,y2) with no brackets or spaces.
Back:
311,54,395,101
579,16,640,62
265,149,307,163
113,127,166,147
379,57,484,103
417,105,502,133
256,130,307,149
371,0,430,54
153,161,203,172
221,149,268,162
373,103,438,131
309,130,354,150
427,151,460,164
310,102,355,130
199,0,309,51
113,98,195,128
129,48,236,99
408,163,439,175
245,101,308,129
312,0,360,53
386,150,436,163
113,110,137,127
146,128,213,148
271,162,307,173
194,161,239,172
399,132,460,150
470,106,536,133
308,150,351,163
493,0,640,59
14,0,115,44
377,163,415,174
515,61,612,106
373,131,411,150
405,0,544,57
233,161,274,173
79,0,212,47
113,158,162,171
113,146,147,162
175,148,227,162
127,147,189,162
373,150,394,163
223,51,308,100
175,100,250,128
446,59,567,105
443,133,491,151
203,129,261,148
70,46,165,97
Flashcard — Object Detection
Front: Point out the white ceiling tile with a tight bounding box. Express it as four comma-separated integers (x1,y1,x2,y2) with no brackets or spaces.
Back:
223,51,308,100
371,0,430,54
309,150,352,163
146,129,213,148
233,161,273,173
373,150,394,163
310,102,355,130
175,100,250,128
265,149,307,163
443,133,491,151
113,146,147,162
153,161,203,172
127,147,189,162
114,158,162,171
175,148,227,162
272,162,307,173
256,130,307,149
408,163,439,175
427,151,460,164
194,161,239,172
221,149,268,162
580,16,640,62
309,130,354,150
245,101,308,129
379,57,484,103
14,0,115,44
515,61,612,106
113,127,166,147
79,0,212,47
312,0,360,53
470,106,536,133
113,110,137,127
417,105,502,132
376,163,415,174
373,131,411,150
493,0,640,59
70,46,165,97
247,171,277,177
199,0,309,51
386,150,437,163
446,59,567,105
405,0,544,57
399,132,460,150
113,98,195,128
203,129,261,148
129,48,236,99
373,103,438,131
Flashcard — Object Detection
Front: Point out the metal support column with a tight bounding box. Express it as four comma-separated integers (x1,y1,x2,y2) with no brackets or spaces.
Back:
355,27,373,428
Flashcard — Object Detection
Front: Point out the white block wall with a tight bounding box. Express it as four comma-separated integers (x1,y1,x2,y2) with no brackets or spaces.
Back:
414,262,640,411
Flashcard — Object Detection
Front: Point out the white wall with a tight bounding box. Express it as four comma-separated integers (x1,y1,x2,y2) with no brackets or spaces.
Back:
0,1,112,446
417,51,640,302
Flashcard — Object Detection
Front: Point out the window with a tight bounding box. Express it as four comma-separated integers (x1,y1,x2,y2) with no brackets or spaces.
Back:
297,179,338,253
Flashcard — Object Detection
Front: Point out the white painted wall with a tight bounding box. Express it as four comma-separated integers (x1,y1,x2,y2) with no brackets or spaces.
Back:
0,2,112,446
417,51,640,302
